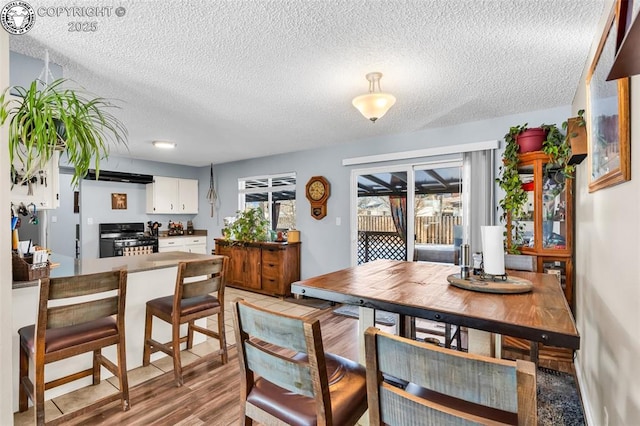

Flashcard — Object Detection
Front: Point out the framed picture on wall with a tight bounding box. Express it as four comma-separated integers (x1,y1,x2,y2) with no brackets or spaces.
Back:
111,193,127,210
587,0,631,192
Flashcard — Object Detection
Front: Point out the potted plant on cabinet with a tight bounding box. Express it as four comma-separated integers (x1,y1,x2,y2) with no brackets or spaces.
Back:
222,207,270,243
497,116,578,252
0,78,128,187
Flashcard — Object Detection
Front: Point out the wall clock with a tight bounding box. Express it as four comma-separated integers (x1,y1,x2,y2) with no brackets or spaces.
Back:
305,176,330,220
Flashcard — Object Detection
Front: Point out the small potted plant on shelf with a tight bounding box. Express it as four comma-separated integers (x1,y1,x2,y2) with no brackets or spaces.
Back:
0,78,128,187
221,207,270,243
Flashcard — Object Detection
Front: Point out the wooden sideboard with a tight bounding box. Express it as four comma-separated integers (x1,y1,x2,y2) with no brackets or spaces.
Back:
214,239,301,297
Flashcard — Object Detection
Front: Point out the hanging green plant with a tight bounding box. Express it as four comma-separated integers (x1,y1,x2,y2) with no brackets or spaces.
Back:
0,78,128,187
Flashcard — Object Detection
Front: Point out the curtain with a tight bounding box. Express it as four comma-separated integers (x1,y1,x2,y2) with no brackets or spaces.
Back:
462,149,495,253
271,202,280,230
389,195,407,243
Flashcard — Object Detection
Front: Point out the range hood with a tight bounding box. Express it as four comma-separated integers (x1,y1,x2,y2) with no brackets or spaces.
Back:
84,169,154,184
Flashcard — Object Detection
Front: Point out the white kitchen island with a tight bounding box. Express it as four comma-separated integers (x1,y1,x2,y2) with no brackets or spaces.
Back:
11,251,223,413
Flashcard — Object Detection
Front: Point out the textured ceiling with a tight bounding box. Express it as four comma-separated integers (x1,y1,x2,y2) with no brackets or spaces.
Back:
10,0,605,167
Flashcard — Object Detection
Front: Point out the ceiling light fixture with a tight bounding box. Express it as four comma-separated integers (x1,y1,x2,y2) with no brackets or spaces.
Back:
352,72,396,123
152,140,176,149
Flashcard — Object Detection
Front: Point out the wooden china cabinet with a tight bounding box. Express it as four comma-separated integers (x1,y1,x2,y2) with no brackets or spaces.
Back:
504,151,575,370
506,151,575,310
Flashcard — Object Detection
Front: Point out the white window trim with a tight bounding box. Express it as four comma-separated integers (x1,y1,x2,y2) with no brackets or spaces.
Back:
237,172,296,213
342,140,499,166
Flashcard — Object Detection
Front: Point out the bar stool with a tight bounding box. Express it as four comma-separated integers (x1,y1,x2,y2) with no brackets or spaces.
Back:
143,256,228,386
18,269,130,425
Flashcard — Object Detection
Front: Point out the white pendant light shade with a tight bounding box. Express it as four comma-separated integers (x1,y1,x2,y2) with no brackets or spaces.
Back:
352,72,396,122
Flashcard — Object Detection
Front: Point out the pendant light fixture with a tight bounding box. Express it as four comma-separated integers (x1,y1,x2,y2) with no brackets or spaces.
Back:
352,72,396,122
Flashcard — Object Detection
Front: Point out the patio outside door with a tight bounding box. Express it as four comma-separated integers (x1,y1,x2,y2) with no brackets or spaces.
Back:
351,161,464,266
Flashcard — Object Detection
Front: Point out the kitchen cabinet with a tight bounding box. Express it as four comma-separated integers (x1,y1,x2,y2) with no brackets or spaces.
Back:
158,236,207,254
214,239,301,297
183,236,207,254
146,177,198,214
11,151,60,210
506,151,574,309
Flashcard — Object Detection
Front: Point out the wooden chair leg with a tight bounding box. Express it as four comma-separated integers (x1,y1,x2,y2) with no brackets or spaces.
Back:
142,307,153,366
172,321,183,387
218,311,228,364
187,320,194,349
34,360,46,426
117,337,131,411
241,401,253,426
19,344,29,412
93,349,102,385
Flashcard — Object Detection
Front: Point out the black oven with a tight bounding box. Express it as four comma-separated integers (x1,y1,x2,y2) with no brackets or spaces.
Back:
99,223,158,258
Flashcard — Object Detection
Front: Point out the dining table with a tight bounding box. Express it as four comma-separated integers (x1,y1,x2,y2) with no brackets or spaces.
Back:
291,259,579,361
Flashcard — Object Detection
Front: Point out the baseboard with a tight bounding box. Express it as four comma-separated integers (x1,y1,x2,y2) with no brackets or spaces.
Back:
574,357,595,426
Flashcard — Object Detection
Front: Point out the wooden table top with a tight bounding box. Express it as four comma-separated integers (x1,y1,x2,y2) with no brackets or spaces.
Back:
291,259,579,349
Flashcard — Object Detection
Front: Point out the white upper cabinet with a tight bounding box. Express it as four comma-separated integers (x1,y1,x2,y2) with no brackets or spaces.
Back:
146,176,198,214
11,151,61,210
178,178,198,213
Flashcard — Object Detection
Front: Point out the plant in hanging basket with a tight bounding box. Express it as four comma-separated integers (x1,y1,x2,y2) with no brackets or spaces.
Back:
0,78,128,187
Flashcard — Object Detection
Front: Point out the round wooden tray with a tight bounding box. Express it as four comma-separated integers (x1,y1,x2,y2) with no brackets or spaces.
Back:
447,273,533,294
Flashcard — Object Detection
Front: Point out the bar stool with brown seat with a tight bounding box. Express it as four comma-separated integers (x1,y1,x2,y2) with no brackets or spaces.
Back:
232,298,368,426
18,269,130,426
143,256,228,386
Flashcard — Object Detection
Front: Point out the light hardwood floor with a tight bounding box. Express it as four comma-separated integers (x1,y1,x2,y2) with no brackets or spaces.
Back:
13,288,361,425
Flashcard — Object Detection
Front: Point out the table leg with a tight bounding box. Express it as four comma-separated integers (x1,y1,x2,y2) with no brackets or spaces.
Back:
398,314,415,338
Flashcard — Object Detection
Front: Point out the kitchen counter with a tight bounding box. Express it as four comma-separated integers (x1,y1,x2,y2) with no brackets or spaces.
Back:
11,251,224,412
12,251,218,289
157,229,208,238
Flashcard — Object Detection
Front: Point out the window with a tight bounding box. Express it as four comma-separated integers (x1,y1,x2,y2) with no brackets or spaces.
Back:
239,173,296,230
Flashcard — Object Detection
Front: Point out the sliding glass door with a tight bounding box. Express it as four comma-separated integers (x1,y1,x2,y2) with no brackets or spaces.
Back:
351,160,463,266
413,162,463,265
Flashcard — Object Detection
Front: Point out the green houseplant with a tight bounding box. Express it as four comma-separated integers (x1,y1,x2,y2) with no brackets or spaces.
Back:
0,78,128,186
497,117,578,252
222,207,270,243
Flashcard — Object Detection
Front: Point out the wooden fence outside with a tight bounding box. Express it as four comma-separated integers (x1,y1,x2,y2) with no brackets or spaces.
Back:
358,215,462,244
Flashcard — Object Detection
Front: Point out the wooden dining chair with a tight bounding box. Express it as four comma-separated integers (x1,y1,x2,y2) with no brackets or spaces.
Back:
365,327,537,426
18,269,130,425
143,256,228,386
232,298,368,426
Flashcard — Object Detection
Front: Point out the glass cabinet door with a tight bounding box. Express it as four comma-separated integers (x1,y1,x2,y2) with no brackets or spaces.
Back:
541,166,568,250
514,169,535,249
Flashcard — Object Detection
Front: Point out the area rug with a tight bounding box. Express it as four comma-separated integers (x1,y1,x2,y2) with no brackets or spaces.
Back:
332,305,396,326
283,296,334,310
537,367,585,425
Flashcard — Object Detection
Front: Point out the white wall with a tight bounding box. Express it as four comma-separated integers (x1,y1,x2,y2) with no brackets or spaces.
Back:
205,105,569,279
0,31,13,426
573,2,640,423
48,173,79,258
